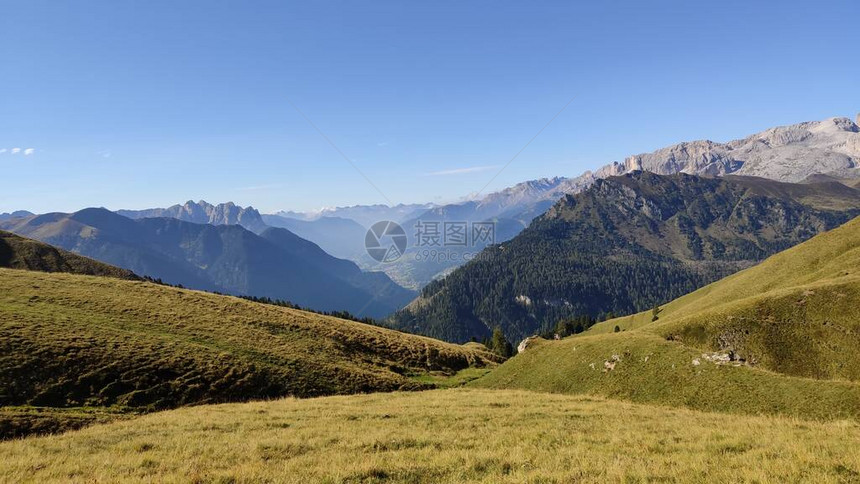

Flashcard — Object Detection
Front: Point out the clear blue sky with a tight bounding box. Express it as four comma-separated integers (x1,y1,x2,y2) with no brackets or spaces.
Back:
2,0,858,214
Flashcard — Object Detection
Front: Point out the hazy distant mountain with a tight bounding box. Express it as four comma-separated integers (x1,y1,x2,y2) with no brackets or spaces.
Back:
0,209,415,318
389,172,860,343
0,210,34,222
276,203,435,228
0,229,138,280
118,200,267,233
261,215,368,261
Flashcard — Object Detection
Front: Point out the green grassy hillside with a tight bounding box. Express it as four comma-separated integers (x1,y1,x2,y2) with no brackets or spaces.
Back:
0,268,497,438
473,216,860,419
3,389,859,483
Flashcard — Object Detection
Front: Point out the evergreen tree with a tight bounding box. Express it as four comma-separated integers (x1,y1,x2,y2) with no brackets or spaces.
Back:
490,327,513,358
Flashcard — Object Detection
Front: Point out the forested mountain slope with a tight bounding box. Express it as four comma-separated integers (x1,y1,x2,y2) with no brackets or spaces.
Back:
391,172,860,343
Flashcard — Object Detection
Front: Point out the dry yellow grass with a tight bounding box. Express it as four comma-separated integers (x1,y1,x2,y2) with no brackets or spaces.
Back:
2,388,859,483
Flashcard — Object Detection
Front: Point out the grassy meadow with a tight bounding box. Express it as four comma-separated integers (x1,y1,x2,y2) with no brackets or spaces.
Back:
2,389,860,483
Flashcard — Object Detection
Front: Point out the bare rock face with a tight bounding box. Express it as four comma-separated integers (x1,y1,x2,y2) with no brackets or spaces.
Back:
495,115,860,219
517,336,542,353
611,117,860,183
727,117,860,182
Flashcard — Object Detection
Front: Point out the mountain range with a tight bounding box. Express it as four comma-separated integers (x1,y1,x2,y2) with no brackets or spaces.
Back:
390,171,860,343
273,115,860,289
71,115,858,291
2,114,858,317
0,209,414,318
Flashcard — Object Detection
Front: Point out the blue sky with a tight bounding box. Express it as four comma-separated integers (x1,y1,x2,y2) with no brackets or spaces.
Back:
2,0,858,213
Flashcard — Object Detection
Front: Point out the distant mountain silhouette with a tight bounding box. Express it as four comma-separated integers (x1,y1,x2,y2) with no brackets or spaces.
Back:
0,210,34,222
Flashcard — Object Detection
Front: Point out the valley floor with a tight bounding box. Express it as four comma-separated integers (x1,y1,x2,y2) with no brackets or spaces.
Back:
2,389,859,483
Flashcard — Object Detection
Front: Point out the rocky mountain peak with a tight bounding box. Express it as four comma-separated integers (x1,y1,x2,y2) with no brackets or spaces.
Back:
117,201,266,233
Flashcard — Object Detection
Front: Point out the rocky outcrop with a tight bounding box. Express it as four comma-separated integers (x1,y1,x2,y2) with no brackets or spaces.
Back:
517,336,542,353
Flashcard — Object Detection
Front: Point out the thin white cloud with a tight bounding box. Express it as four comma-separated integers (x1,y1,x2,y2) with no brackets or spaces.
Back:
0,149,6,154
425,165,500,176
10,148,20,154
377,141,390,147
23,148,34,156
97,149,111,159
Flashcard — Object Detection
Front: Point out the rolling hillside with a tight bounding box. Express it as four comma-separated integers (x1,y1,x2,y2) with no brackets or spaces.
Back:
0,209,415,318
473,215,860,419
0,268,497,438
391,172,860,343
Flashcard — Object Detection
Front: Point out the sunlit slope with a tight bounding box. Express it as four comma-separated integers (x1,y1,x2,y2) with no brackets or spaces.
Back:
3,389,860,483
0,269,497,412
474,216,860,419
